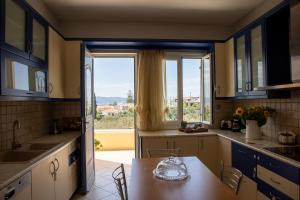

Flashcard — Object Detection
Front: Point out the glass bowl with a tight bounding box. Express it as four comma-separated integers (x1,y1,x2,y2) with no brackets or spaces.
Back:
153,157,189,181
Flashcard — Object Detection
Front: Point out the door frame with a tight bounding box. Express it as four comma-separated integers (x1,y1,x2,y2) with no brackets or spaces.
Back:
91,51,139,158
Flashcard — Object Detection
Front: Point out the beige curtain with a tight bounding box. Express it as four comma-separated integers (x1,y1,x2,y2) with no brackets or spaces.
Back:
136,50,166,131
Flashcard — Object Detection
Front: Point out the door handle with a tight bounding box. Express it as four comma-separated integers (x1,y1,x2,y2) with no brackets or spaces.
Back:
54,158,59,172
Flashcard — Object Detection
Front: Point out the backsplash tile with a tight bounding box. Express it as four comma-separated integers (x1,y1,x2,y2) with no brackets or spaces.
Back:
0,101,80,151
232,91,300,141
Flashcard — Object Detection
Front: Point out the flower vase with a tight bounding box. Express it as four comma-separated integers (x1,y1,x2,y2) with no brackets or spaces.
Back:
245,120,261,139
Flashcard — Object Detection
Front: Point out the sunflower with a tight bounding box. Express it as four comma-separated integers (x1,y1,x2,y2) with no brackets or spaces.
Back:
235,107,244,116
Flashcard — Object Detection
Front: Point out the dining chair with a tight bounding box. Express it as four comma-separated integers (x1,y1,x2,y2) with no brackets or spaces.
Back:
112,163,128,200
146,148,181,158
220,160,243,195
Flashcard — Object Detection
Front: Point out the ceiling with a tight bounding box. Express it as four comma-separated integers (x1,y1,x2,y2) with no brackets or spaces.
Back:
42,0,266,25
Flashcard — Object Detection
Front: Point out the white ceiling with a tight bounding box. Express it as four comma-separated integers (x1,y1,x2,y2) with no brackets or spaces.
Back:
42,0,266,25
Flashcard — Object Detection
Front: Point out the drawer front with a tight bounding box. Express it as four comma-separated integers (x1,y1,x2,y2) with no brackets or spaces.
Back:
257,152,300,185
232,142,257,180
257,165,299,199
257,179,293,200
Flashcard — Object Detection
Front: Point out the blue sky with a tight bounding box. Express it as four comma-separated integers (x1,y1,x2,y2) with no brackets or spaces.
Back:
94,57,204,99
94,58,134,98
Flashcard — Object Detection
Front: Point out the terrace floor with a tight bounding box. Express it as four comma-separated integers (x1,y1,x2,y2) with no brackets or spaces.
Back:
72,150,134,200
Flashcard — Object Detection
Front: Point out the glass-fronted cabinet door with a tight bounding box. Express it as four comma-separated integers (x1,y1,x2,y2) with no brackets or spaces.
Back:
2,0,29,58
249,24,266,96
235,35,249,96
30,17,48,63
1,50,48,97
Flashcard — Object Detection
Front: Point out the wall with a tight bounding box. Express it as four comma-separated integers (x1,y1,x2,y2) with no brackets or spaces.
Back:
0,101,80,152
61,21,232,40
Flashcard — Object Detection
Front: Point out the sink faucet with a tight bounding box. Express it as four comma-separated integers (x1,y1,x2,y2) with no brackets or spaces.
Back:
12,120,21,150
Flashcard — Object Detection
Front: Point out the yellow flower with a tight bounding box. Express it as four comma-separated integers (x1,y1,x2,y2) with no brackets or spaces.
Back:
235,107,244,116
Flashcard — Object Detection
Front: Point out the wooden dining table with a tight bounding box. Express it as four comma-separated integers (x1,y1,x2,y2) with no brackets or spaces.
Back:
129,156,238,200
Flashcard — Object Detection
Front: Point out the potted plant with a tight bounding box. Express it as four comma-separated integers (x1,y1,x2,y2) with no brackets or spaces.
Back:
236,106,275,139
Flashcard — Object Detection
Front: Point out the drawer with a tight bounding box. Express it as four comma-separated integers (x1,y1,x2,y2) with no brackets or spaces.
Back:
232,142,257,180
257,165,299,200
257,179,293,200
257,152,300,185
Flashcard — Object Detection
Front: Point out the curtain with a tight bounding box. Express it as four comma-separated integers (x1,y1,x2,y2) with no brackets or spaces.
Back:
136,50,166,131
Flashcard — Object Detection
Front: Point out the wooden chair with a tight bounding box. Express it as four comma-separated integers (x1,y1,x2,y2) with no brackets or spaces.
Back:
112,163,128,200
220,160,243,195
146,148,181,158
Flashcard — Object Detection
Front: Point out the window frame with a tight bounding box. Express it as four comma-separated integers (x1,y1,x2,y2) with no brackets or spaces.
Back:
163,52,212,129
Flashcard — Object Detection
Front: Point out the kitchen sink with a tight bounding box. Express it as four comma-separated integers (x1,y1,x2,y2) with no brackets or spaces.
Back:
0,151,45,163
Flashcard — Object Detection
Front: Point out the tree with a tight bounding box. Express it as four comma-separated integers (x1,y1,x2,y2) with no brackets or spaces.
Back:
127,90,133,103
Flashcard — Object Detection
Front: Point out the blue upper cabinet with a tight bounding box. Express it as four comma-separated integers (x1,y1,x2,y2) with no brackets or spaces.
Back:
0,0,48,65
234,5,291,99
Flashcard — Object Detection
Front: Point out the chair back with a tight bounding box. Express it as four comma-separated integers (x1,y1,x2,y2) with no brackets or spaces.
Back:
112,163,128,200
146,148,181,158
220,160,243,195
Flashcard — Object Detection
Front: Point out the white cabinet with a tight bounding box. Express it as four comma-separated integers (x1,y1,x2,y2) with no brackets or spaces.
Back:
238,175,257,200
48,27,65,98
64,41,81,99
32,156,56,200
218,136,232,177
32,142,79,200
214,38,235,98
198,136,219,175
141,136,198,158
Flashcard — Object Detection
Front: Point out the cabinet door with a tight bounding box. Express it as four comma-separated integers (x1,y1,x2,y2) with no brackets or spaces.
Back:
198,136,219,175
48,27,64,98
54,146,70,200
3,0,28,57
31,17,47,62
172,136,198,156
1,50,48,97
238,175,257,200
235,35,249,96
32,156,55,200
64,41,81,98
214,43,226,97
141,137,168,158
218,137,232,174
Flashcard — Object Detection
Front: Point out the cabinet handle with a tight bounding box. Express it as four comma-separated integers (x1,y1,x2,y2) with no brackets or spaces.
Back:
49,83,53,94
50,161,55,176
269,162,280,169
54,158,59,172
173,141,175,149
270,177,281,185
166,141,169,149
238,149,246,154
26,92,34,95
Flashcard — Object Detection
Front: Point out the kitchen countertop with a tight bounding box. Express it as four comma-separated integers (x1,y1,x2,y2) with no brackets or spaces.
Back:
139,129,300,168
0,131,80,189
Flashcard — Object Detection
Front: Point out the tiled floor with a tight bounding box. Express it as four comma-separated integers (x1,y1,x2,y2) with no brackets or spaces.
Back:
72,150,134,200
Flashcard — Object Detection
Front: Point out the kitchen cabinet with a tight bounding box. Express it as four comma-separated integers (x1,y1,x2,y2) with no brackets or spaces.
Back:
238,175,257,200
234,5,291,99
64,41,81,99
32,156,55,200
218,136,231,166
198,136,219,175
141,137,169,157
0,50,48,97
32,142,79,200
48,27,64,98
1,0,48,64
214,38,235,98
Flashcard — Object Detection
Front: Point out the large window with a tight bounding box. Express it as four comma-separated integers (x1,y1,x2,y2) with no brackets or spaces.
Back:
164,53,212,127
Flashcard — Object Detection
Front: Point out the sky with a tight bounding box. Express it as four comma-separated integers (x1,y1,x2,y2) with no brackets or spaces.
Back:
94,57,209,99
94,58,134,98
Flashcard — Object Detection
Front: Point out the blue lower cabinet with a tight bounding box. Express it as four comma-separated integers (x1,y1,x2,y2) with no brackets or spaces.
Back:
257,152,300,185
232,142,257,180
257,179,293,200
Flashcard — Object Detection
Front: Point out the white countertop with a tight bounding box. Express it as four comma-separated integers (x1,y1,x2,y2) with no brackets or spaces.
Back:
0,131,80,189
139,129,300,168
